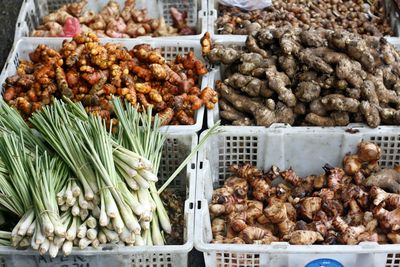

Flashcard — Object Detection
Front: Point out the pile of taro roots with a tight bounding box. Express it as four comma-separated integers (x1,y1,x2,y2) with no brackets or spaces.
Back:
2,33,218,127
201,27,400,127
210,142,400,245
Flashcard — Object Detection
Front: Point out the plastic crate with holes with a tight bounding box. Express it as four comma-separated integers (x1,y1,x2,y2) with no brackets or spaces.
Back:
206,0,400,37
14,0,207,41
195,126,400,267
0,131,197,267
205,36,400,129
0,37,207,132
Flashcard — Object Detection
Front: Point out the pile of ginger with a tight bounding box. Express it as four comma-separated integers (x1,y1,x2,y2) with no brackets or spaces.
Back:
32,0,195,38
210,141,400,245
202,27,400,127
2,33,217,126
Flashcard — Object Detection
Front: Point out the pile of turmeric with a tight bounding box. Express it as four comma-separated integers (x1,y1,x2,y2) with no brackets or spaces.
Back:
32,0,195,38
210,141,400,245
2,33,216,126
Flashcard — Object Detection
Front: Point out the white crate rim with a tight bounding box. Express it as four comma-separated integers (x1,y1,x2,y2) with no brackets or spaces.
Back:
194,126,400,266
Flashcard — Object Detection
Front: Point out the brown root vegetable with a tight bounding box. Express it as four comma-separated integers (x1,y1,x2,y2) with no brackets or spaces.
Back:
2,32,211,125
373,206,400,231
214,1,392,36
217,81,294,127
210,142,400,245
206,46,242,65
229,164,272,201
265,66,296,107
297,197,322,221
288,230,324,245
34,0,195,38
207,27,400,127
240,226,278,244
365,169,400,194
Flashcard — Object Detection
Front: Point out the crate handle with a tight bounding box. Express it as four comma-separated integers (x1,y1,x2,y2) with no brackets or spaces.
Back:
197,200,202,209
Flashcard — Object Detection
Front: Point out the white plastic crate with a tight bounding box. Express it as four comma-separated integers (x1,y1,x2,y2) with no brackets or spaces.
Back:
207,0,400,37
195,126,400,267
206,36,400,129
14,0,207,41
0,37,207,133
0,131,197,267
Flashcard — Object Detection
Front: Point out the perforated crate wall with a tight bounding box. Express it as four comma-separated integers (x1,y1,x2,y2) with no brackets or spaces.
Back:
159,46,194,61
131,253,174,267
158,136,193,193
216,135,259,186
367,135,400,168
386,253,400,267
45,0,76,12
215,252,260,267
160,0,197,26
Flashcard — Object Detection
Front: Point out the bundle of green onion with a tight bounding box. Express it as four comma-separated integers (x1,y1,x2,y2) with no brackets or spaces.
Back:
0,97,220,257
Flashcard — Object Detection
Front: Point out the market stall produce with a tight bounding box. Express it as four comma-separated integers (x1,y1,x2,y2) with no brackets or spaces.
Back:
2,33,217,126
0,97,219,257
202,28,400,127
209,141,400,245
32,0,196,37
215,0,392,36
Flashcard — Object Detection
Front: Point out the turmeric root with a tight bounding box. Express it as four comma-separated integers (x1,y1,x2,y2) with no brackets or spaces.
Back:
200,87,218,110
200,32,212,56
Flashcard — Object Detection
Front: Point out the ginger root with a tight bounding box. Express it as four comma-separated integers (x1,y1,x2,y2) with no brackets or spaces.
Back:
217,81,294,127
204,27,400,127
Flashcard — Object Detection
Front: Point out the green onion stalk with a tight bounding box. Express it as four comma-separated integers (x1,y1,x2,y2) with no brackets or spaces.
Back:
0,132,35,247
0,96,220,256
112,97,221,245
0,99,48,153
0,231,11,246
28,151,69,257
77,116,141,235
30,99,99,200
